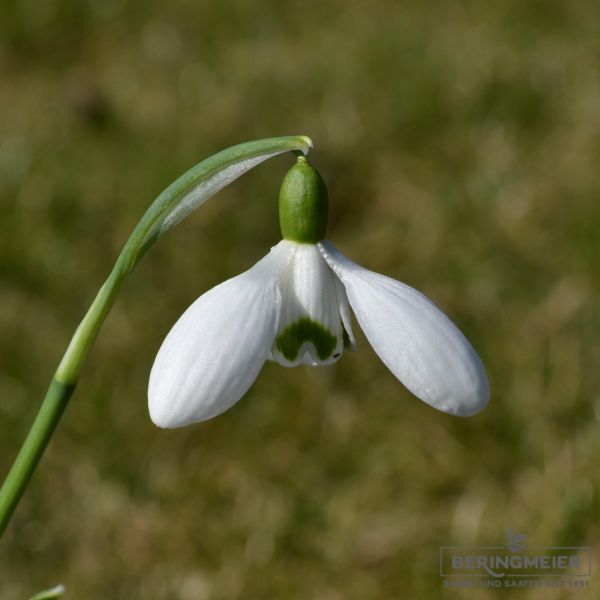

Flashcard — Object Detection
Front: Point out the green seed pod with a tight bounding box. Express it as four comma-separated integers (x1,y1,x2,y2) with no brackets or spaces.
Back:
279,156,328,243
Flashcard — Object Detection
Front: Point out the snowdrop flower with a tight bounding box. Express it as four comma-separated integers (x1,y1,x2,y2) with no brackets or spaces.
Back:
149,157,489,427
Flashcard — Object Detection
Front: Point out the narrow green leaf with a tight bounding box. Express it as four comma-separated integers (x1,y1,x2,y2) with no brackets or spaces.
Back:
121,135,313,273
29,585,65,600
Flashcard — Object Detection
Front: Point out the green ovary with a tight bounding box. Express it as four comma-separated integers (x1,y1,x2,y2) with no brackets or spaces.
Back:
275,318,337,361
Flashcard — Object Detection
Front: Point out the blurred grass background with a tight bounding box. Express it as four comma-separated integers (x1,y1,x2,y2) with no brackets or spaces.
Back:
1,0,599,598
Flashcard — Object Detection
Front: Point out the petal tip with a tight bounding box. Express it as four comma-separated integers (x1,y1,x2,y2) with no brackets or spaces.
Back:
148,393,183,429
444,372,490,418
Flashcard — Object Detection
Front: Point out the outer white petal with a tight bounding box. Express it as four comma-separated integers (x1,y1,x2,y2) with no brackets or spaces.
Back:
149,242,293,428
319,241,489,416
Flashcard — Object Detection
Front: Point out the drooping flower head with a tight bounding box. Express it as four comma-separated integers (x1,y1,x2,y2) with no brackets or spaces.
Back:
149,157,489,427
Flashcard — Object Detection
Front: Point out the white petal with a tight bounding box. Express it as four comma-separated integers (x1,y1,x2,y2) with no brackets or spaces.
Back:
148,242,293,428
319,241,489,416
270,242,345,367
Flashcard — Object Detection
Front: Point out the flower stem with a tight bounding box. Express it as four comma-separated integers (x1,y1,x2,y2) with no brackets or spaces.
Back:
0,135,312,539
0,380,75,536
0,267,125,537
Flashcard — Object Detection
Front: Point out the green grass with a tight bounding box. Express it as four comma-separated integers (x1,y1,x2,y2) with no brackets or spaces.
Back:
1,0,599,598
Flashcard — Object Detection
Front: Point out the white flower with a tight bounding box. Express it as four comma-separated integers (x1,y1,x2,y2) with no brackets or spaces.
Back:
148,157,489,428
148,237,489,427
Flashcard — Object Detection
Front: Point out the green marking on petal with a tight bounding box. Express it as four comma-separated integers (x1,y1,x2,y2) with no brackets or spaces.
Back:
276,318,337,361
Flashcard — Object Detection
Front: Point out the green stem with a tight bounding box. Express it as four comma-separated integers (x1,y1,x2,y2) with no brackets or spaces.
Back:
0,246,131,537
0,380,75,535
0,135,312,538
